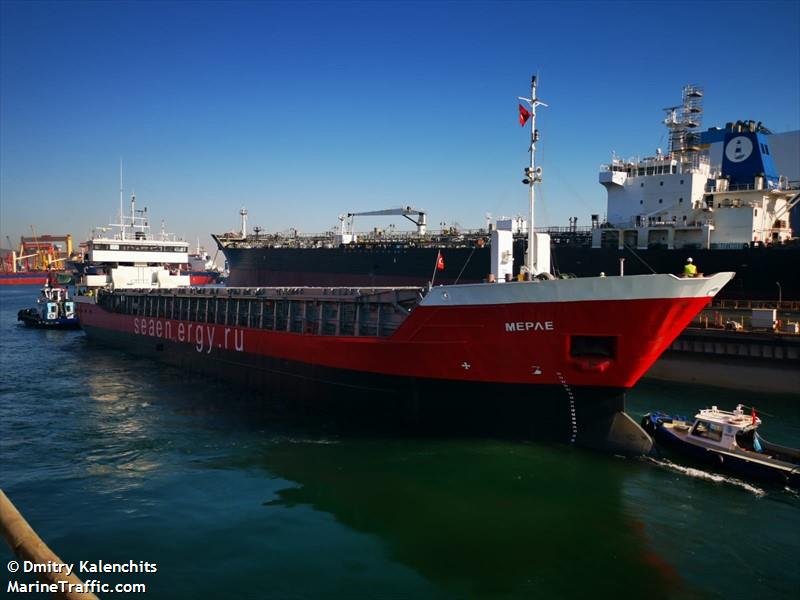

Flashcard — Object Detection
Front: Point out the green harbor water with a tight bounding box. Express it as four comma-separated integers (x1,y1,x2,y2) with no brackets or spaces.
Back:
1,286,798,599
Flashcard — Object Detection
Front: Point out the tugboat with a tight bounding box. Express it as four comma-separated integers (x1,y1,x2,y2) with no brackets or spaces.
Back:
642,405,800,487
17,274,80,329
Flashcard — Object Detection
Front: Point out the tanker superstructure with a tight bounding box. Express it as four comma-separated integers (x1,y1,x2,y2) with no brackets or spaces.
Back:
77,76,736,454
568,85,800,299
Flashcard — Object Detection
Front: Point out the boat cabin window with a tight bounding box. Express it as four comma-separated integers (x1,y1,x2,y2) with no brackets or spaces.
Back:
735,429,756,451
690,420,723,442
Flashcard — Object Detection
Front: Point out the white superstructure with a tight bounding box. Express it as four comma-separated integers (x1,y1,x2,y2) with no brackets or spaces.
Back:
596,85,800,250
81,193,189,290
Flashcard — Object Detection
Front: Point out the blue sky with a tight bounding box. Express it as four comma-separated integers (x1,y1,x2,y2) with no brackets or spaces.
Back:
2,0,798,255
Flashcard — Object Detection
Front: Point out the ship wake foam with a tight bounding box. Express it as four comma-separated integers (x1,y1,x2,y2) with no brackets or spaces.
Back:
642,457,766,497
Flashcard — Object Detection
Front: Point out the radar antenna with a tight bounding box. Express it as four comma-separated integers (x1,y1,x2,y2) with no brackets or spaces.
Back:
663,84,704,167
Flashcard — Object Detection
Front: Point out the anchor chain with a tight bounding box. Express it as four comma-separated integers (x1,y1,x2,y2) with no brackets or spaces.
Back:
556,371,578,444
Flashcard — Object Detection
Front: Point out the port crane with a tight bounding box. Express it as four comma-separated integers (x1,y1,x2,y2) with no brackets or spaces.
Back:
4,229,73,271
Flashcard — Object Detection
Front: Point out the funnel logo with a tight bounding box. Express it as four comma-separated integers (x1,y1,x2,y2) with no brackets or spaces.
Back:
725,136,753,163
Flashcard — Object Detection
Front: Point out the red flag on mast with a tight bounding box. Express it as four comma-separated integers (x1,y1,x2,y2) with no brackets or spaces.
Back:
752,407,758,425
519,104,531,127
436,251,445,271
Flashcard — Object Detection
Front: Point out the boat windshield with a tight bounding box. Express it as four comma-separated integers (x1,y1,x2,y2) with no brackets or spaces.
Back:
691,420,723,442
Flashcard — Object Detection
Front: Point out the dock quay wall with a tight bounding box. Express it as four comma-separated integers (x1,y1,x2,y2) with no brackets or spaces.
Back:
646,328,800,394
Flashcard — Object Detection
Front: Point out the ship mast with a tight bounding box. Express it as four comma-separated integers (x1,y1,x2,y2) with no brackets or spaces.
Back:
519,75,547,274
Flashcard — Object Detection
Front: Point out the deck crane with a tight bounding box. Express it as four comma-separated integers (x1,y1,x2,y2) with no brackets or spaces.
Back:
343,207,427,235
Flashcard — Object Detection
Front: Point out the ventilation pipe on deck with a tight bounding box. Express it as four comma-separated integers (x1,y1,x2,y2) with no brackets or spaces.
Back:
491,227,514,282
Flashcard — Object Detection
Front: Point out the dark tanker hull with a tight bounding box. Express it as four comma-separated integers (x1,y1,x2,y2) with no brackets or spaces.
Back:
220,241,799,300
222,244,525,288
550,244,800,300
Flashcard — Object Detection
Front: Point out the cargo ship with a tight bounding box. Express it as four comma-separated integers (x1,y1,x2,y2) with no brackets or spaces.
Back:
76,77,735,454
212,85,799,299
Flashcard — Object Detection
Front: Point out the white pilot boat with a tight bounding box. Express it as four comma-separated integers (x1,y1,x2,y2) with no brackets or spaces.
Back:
642,404,800,487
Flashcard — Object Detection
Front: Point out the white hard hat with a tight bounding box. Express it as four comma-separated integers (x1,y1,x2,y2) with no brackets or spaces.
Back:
687,257,693,263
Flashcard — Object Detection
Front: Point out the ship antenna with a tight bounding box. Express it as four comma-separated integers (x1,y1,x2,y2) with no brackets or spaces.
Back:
130,192,136,234
119,158,125,240
518,75,547,274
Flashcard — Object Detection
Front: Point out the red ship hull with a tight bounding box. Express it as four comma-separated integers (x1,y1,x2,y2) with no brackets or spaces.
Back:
78,296,710,387
76,273,734,451
0,272,50,285
189,271,221,286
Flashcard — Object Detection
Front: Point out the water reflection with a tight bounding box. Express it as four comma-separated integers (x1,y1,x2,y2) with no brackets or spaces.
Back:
69,348,174,493
67,345,706,599
244,438,688,600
